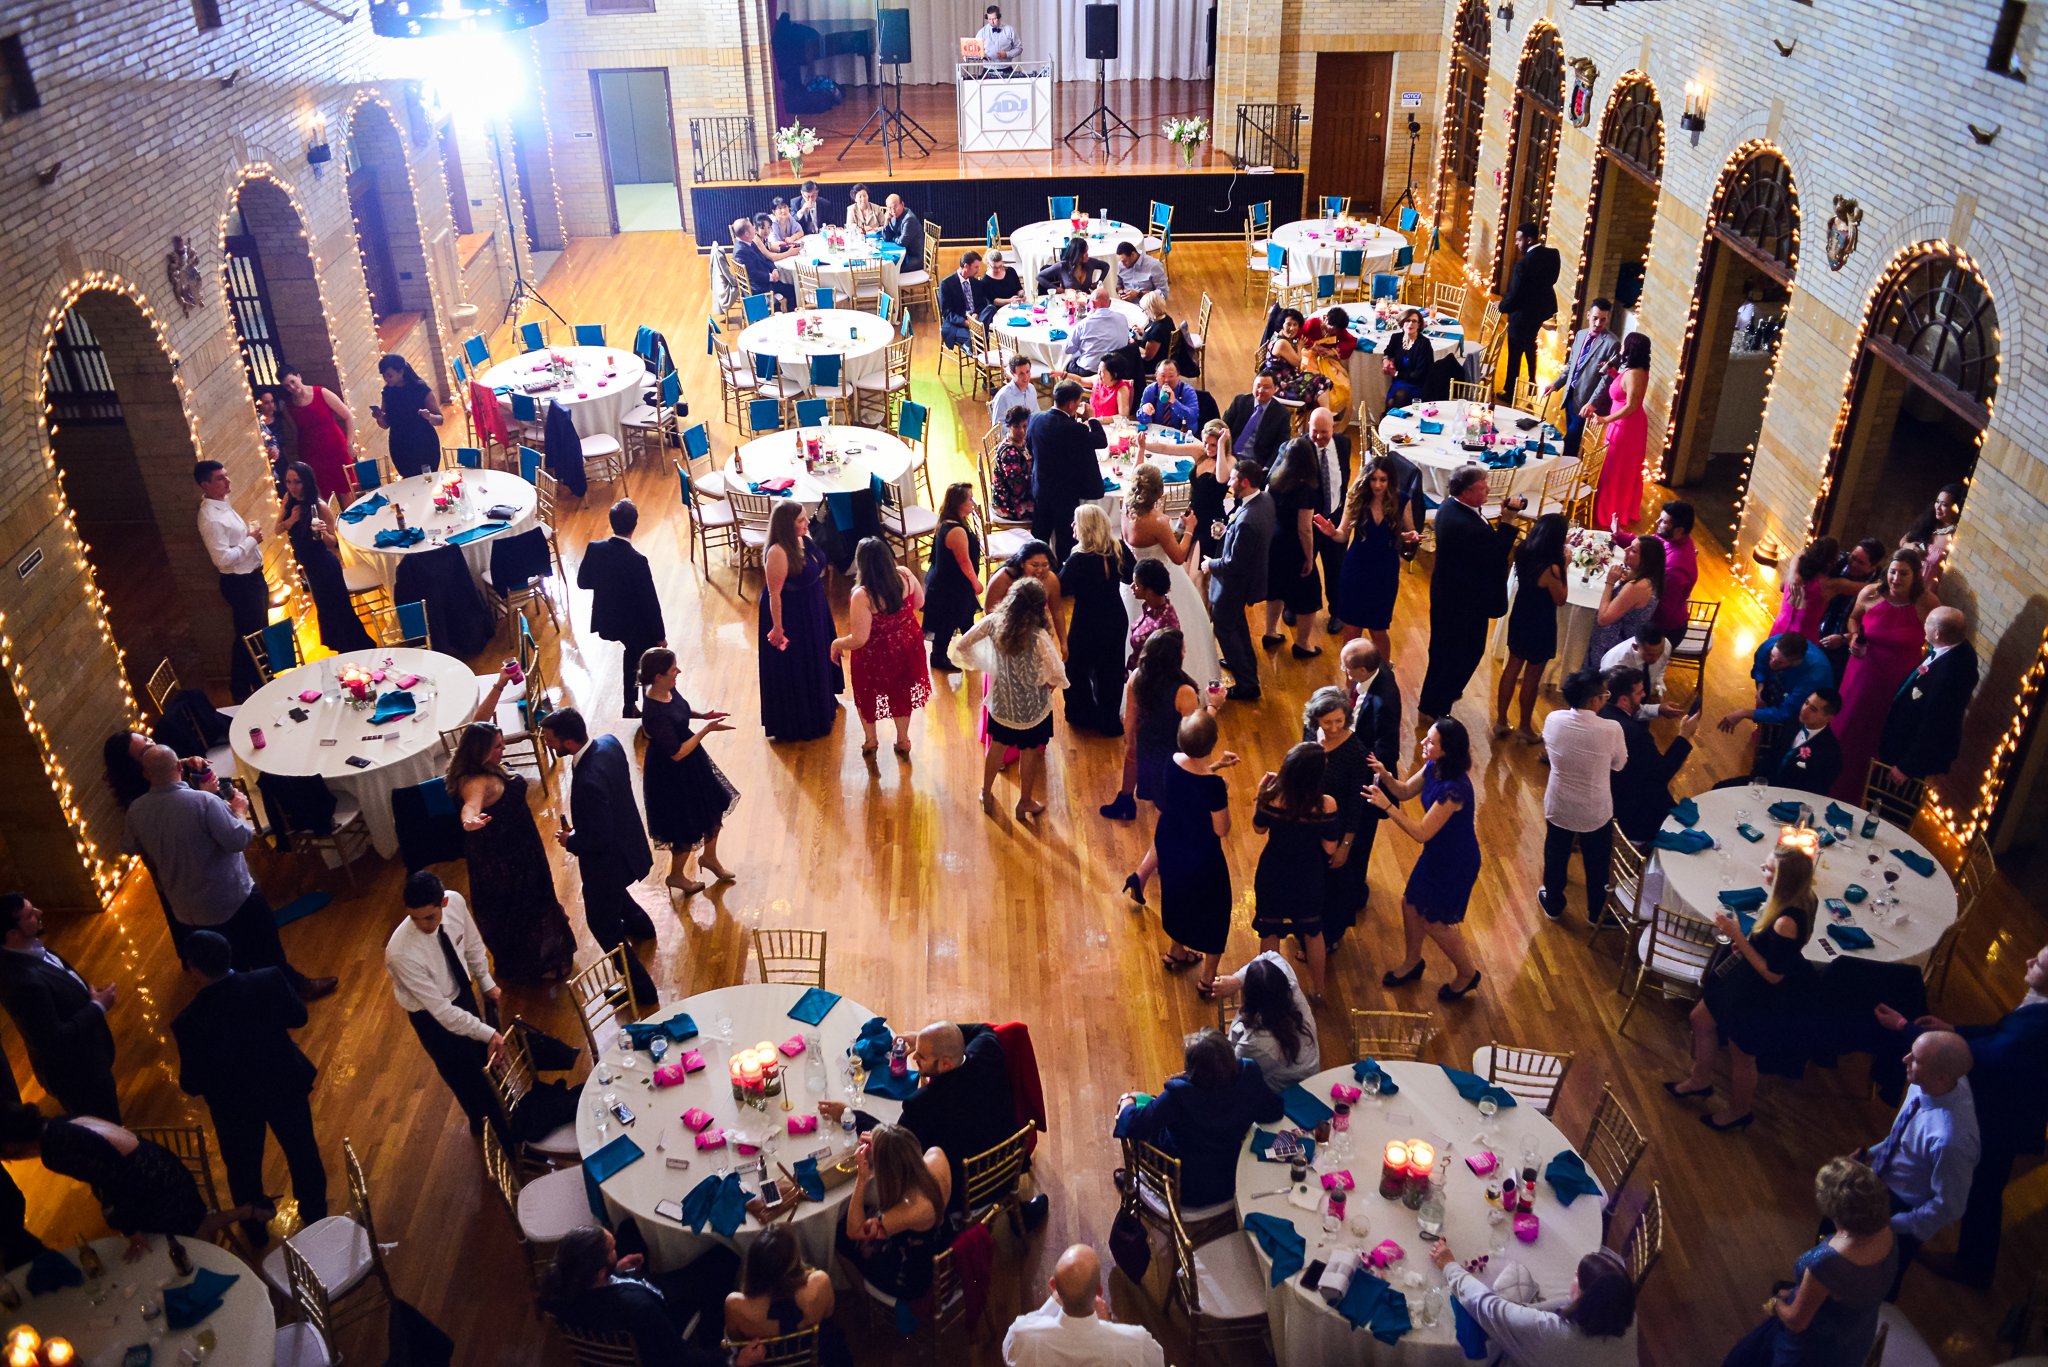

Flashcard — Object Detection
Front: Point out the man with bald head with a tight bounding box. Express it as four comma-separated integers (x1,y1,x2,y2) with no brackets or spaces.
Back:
1876,604,1979,790
1059,286,1135,379
1002,1244,1164,1365
1850,1030,1978,1296
900,1019,1018,1219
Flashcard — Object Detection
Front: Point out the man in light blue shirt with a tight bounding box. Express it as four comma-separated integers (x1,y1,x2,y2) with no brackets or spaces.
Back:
1858,1029,1979,1296
976,4,1022,63
1059,288,1133,377
1112,243,1169,304
988,354,1042,432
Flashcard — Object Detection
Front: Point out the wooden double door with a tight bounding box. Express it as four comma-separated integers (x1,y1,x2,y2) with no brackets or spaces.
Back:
1308,53,1394,219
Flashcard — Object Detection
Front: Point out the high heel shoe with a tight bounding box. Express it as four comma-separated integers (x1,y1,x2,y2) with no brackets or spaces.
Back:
1701,1111,1754,1132
1381,960,1426,988
1437,970,1482,1001
1662,1080,1713,1100
1122,874,1146,907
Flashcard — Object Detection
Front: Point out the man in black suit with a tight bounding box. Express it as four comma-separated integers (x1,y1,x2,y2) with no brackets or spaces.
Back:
1026,381,1108,560
729,219,795,312
1498,222,1560,398
791,180,830,236
170,929,325,1246
1295,406,1350,628
1877,607,1979,788
0,893,119,1121
545,1226,745,1366
1762,687,1843,795
1879,941,2048,1287
1222,373,1289,470
1324,638,1402,949
880,194,924,273
1205,460,1277,701
1600,666,1701,846
543,709,658,1007
0,1057,45,1271
1417,465,1527,719
576,500,666,719
903,1021,1020,1219
937,249,984,350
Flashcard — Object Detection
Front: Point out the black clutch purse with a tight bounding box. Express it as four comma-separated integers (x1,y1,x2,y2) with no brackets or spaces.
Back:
485,503,518,521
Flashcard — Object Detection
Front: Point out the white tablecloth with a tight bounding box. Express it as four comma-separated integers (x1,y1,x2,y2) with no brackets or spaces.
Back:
575,983,902,1271
775,232,902,302
732,425,915,505
1379,402,1560,502
8,1235,271,1367
1648,785,1958,968
1272,219,1408,284
1313,304,1481,419
338,468,538,594
735,310,894,389
478,345,648,441
1235,1061,1606,1367
228,647,476,858
990,298,1146,370
1008,217,1159,296
1488,530,1612,681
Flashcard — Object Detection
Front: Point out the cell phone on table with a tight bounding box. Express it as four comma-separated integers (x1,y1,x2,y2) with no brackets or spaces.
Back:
653,1199,684,1222
611,1101,635,1125
123,1348,152,1367
345,755,373,769
1302,1259,1327,1289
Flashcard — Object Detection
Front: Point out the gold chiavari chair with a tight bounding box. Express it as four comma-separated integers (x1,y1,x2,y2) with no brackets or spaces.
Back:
569,945,641,1057
752,927,828,988
1347,1009,1433,1062
1470,1042,1575,1115
1582,1085,1649,1224
1621,1181,1664,1291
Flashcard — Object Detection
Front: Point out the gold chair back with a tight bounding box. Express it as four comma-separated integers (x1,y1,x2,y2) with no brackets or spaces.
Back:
1623,1180,1664,1291
752,927,828,988
1582,1087,1649,1214
1478,1042,1575,1115
570,945,642,1057
1347,1009,1433,1062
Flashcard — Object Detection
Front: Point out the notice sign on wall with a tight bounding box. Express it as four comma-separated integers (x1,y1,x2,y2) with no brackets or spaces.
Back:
17,547,41,581
1400,92,1424,109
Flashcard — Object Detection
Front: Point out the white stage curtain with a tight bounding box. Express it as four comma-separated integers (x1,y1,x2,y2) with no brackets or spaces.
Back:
780,0,1210,88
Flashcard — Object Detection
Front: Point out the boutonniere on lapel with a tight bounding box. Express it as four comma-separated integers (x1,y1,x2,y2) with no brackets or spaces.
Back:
1797,746,1813,760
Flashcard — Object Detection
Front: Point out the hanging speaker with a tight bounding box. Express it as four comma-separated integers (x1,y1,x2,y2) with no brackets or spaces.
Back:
1084,3,1119,61
877,7,912,65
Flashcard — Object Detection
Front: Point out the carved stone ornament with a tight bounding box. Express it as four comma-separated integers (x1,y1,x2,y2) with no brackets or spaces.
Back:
166,236,203,315
1568,57,1600,129
1825,196,1863,272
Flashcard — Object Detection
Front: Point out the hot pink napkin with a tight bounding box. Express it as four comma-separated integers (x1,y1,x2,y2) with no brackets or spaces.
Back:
759,477,796,492
735,1141,759,1156
653,1063,686,1088
779,1035,806,1058
788,1114,818,1135
678,1050,706,1074
298,690,322,703
694,1128,726,1150
1329,1082,1362,1104
1466,1151,1499,1176
396,674,420,690
1514,1212,1541,1243
1368,1240,1405,1268
681,1108,714,1132
1319,1170,1356,1191
371,670,387,683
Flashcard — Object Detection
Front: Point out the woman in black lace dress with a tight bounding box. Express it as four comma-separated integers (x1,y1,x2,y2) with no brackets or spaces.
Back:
276,461,374,652
446,707,576,983
637,647,739,895
0,1109,267,1252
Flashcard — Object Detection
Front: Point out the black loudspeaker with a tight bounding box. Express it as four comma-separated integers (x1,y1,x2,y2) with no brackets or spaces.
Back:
1084,3,1119,61
877,7,912,65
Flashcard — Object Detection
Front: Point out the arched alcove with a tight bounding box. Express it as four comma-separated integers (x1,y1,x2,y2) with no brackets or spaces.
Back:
1434,0,1491,260
1570,72,1663,335
1491,21,1564,294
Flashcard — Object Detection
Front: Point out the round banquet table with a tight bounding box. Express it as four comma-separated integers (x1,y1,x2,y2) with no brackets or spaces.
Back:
1488,529,1613,685
1313,303,1483,418
1272,219,1408,283
1008,217,1160,297
228,647,477,859
1378,401,1561,503
7,1234,271,1367
337,467,538,594
1090,419,1205,521
1235,1061,1606,1366
734,309,894,389
477,345,648,442
731,424,914,505
775,232,901,301
990,297,1146,371
575,984,902,1272
1645,785,1958,968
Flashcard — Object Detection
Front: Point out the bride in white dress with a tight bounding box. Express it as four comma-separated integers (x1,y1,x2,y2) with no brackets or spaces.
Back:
1121,464,1221,688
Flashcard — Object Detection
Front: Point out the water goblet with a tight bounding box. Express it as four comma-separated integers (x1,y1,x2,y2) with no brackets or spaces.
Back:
1475,1094,1498,1147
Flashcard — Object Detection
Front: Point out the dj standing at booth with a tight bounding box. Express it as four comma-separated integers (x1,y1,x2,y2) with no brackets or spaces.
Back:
976,4,1022,74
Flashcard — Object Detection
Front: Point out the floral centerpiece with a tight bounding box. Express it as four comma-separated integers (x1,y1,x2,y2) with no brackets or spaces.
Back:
823,226,847,252
773,122,823,182
433,472,464,512
337,663,376,706
1162,115,1210,168
545,350,576,386
1566,527,1617,578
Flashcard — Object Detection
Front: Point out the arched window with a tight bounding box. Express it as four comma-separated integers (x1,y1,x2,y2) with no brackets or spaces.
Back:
1717,149,1797,275
1603,74,1663,183
1436,0,1491,256
1493,22,1565,288
1869,247,1999,413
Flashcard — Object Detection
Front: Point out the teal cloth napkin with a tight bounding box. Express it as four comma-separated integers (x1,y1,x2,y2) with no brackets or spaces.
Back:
794,1157,825,1201
24,1248,81,1293
1735,822,1765,843
1418,420,1444,435
1339,1272,1412,1343
339,493,390,523
746,482,795,497
1250,1129,1316,1165
788,987,841,1026
1352,1058,1401,1096
1386,408,1412,419
1718,887,1767,911
680,1171,751,1236
164,1267,239,1330
1843,883,1869,904
1825,802,1856,831
584,1134,644,1187
865,1067,919,1101
1540,441,1562,455
1543,1150,1602,1206
1671,796,1700,827
1891,847,1936,877
1243,1212,1305,1286
1102,478,1121,493
374,526,426,548
1048,329,1069,341
446,522,509,547
1654,828,1714,854
852,1016,893,1069
369,690,416,723
1827,924,1876,951
1767,800,1806,823
621,1013,698,1049
1441,1066,1518,1110
1281,1084,1334,1129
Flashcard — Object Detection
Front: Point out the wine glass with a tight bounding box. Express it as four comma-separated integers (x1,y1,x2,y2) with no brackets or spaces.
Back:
1361,1071,1382,1105
1476,1094,1499,1147
1883,862,1903,907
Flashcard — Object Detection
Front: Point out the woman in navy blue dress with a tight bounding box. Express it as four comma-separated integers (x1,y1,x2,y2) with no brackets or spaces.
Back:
1364,716,1483,1001
759,501,844,742
1315,455,1415,664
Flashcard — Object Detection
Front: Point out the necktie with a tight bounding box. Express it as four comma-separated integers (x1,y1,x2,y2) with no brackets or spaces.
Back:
1567,333,1594,390
1235,405,1263,458
437,927,480,1020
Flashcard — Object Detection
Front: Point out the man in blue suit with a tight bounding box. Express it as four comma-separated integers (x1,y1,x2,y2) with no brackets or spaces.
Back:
543,708,658,1006
1878,941,2048,1287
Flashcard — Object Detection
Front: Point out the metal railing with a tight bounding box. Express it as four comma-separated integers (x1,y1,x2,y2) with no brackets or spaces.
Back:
689,116,760,184
1233,103,1302,170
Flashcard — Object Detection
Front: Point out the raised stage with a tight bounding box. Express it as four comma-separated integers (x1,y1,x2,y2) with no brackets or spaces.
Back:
692,78,1305,247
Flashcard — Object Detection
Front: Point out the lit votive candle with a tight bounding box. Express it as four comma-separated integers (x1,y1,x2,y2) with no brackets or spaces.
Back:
1378,1141,1410,1199
42,1338,74,1367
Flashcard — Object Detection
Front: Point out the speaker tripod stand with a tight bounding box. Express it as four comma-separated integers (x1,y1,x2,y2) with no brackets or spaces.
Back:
491,122,561,325
1391,116,1422,216
837,61,932,173
1062,58,1136,151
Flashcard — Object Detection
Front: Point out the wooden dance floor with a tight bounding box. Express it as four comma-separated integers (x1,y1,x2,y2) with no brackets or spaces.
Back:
6,235,2040,1365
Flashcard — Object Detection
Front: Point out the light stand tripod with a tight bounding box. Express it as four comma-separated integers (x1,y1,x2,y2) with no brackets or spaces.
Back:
837,59,932,171
491,119,561,326
1392,116,1422,215
1062,57,1136,151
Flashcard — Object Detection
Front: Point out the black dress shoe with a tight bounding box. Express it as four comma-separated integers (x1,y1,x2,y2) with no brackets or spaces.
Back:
1537,889,1563,921
1701,1111,1754,1132
1437,970,1482,1001
1291,644,1323,659
1100,793,1138,820
1021,1194,1050,1231
295,976,339,1001
1261,634,1284,648
1381,961,1426,988
1226,687,1261,702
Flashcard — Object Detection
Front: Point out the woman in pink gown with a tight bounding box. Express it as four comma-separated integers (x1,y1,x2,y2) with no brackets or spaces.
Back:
281,367,353,499
1590,332,1651,531
1829,548,1934,800
1770,536,1839,641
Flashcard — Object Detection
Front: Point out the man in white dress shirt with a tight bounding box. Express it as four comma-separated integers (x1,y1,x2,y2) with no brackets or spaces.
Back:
194,459,269,700
386,870,504,1137
1002,1244,1163,1366
1538,668,1629,925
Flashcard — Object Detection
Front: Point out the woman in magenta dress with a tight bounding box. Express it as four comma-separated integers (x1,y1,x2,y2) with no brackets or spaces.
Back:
280,366,353,500
831,537,931,756
1770,536,1840,640
1829,548,1935,800
1590,332,1651,531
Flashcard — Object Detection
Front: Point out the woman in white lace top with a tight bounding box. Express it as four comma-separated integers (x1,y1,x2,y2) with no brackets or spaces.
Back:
950,577,1068,820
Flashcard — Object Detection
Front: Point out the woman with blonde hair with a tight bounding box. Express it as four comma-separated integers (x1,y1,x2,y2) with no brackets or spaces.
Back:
836,1123,950,1302
1188,417,1236,571
1666,842,1818,1131
952,577,1067,818
1120,462,1220,691
1722,1157,1895,1366
637,646,737,893
831,536,930,756
445,719,576,981
1059,504,1127,735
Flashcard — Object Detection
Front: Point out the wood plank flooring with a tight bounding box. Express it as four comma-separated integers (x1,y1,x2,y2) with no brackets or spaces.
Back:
6,233,2041,1365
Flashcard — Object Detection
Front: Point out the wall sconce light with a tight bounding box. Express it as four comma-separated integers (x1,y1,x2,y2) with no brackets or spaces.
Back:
1496,1,1515,30
306,111,332,167
1680,82,1709,133
1750,535,1782,570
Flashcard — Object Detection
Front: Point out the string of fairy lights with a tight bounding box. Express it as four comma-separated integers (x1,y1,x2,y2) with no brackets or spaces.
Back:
1483,21,1565,301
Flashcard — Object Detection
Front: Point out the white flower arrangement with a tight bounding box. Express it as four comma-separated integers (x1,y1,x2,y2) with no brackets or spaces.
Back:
773,123,824,178
1162,116,1210,165
1566,527,1616,577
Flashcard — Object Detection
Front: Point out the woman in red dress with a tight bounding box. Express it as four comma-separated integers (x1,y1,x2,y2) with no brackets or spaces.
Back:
281,366,354,499
831,537,931,756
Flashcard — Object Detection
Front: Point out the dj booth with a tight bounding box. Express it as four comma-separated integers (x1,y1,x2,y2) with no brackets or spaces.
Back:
955,59,1055,151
